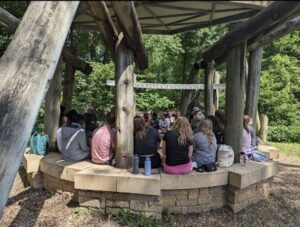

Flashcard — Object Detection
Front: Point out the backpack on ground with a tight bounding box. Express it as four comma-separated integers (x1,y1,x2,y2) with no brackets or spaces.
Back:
29,132,49,156
217,144,234,168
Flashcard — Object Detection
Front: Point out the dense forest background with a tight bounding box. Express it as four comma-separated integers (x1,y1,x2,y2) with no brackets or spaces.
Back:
0,2,299,142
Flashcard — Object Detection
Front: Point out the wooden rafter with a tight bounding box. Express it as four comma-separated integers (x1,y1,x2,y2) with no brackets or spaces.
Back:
202,1,300,62
142,4,171,32
209,3,216,24
112,1,148,70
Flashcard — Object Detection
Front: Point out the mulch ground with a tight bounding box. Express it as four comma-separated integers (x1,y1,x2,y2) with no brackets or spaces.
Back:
1,165,300,227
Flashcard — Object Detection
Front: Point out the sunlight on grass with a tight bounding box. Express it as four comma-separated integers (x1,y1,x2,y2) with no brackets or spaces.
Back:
270,142,300,158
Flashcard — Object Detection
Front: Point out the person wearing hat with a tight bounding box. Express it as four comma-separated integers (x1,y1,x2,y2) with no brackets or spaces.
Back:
191,107,205,134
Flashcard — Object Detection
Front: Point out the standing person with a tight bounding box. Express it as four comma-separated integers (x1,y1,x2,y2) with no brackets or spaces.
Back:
192,119,217,168
162,117,193,175
143,111,152,128
168,111,175,127
242,115,253,160
159,112,170,134
61,110,90,161
174,110,181,121
191,107,205,134
151,112,160,130
91,111,116,165
134,116,161,168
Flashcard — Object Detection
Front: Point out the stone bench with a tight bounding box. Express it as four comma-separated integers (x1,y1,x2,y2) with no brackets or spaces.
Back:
22,152,279,217
257,144,280,160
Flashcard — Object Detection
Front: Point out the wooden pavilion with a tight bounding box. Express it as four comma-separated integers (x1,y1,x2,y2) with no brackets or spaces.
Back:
0,1,299,215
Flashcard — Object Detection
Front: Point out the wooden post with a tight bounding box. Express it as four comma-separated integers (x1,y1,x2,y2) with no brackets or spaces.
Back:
0,1,79,216
224,42,247,163
213,71,220,111
44,58,63,152
245,47,263,131
204,62,215,116
115,41,135,169
62,47,76,112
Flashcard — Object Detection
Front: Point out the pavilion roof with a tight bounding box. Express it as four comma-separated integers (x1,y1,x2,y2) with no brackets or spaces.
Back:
73,1,271,35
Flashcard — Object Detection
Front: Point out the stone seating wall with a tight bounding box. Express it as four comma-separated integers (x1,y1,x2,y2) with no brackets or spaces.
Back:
22,150,279,219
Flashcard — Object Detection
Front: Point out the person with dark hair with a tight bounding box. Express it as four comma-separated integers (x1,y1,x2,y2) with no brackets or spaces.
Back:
61,110,90,161
215,109,225,126
59,105,66,127
151,112,159,130
144,111,152,128
159,112,170,134
91,111,116,165
207,115,224,144
134,116,161,168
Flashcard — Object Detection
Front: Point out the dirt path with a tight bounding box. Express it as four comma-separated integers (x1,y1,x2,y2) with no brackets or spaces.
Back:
1,165,300,227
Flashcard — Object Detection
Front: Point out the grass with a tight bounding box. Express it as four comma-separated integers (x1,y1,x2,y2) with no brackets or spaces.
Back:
269,142,300,158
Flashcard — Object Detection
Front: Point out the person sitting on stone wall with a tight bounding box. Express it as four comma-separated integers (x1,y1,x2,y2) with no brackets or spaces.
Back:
134,116,161,168
161,116,193,175
91,111,116,165
242,115,253,160
207,115,224,145
61,110,90,161
192,118,217,168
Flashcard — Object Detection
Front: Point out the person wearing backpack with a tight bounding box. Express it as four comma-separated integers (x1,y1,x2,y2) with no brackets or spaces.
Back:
61,110,90,161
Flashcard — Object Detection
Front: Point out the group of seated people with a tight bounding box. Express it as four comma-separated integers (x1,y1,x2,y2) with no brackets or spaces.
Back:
56,105,257,175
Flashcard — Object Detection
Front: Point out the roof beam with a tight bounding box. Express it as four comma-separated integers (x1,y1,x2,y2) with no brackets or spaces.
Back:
248,16,300,52
87,1,118,61
142,4,171,32
0,7,92,75
111,1,148,70
202,1,300,62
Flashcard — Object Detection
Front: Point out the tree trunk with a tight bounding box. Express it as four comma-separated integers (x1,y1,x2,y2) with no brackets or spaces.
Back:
115,42,135,169
62,58,76,112
258,114,268,143
0,1,79,216
224,42,247,163
245,47,263,131
204,63,215,116
44,58,63,152
213,71,220,111
180,67,199,116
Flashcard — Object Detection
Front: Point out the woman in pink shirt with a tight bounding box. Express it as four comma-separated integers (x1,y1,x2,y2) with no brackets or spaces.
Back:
91,111,116,165
242,115,252,160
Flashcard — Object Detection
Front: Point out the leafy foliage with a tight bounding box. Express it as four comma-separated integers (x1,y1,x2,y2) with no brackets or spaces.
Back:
268,126,300,143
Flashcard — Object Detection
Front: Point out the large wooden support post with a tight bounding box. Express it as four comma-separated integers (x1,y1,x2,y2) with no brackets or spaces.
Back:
213,71,220,111
0,1,79,216
245,47,263,130
45,58,63,151
204,62,215,116
225,42,247,163
115,42,135,169
62,51,76,112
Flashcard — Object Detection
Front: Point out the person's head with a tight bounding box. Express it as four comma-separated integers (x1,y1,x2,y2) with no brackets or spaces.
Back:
168,111,172,118
61,115,68,127
175,111,181,119
243,115,251,133
152,112,158,119
192,107,201,119
60,105,66,114
134,116,147,140
207,115,218,132
215,109,225,124
163,112,168,119
173,116,193,145
66,109,79,124
106,111,116,128
198,118,215,147
78,114,85,128
87,106,96,113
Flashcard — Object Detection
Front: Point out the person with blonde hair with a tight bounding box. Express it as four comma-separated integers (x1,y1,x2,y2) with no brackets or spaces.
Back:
192,118,217,168
161,116,193,174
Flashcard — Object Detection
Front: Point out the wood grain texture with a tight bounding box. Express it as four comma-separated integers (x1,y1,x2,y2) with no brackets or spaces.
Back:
0,1,79,215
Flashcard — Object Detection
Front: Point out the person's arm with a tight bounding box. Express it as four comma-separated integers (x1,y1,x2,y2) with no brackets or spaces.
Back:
111,133,116,152
160,141,166,162
78,131,90,152
188,145,193,159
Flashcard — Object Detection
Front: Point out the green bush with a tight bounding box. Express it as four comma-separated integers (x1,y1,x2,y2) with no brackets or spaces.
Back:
267,125,300,143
